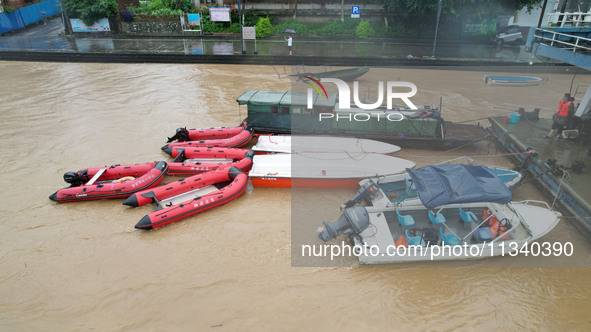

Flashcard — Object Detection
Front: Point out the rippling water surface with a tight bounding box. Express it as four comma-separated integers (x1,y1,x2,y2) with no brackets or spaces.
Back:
0,61,590,330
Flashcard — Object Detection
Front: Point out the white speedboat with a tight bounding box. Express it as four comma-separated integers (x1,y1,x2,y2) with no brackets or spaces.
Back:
483,75,543,86
252,135,401,155
249,153,415,188
318,165,561,264
344,157,522,208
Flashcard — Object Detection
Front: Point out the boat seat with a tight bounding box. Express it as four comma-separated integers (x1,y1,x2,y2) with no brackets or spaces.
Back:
476,227,495,241
439,228,460,246
459,206,477,223
404,178,417,198
405,229,424,247
396,209,415,227
428,210,446,224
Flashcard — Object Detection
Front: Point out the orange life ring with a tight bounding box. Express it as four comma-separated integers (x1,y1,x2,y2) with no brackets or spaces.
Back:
113,176,135,183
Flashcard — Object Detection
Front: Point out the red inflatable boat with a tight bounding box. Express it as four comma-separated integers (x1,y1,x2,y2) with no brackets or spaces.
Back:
128,167,249,230
166,122,247,142
167,147,254,176
161,128,253,154
49,161,168,203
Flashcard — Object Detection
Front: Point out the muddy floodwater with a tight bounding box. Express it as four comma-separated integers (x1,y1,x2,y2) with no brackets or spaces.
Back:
1,61,590,330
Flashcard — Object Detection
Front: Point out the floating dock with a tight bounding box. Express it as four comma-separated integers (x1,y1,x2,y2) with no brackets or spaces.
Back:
488,115,591,241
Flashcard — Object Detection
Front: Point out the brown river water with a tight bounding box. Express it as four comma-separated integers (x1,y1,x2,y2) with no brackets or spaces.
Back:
1,61,590,330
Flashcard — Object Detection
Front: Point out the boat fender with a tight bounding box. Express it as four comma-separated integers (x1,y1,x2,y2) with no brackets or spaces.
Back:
227,166,242,181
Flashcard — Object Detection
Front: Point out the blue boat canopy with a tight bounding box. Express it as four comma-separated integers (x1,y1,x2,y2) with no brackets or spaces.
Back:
406,165,512,210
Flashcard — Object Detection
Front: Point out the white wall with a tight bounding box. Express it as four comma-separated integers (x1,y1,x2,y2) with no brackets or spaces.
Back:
510,0,562,27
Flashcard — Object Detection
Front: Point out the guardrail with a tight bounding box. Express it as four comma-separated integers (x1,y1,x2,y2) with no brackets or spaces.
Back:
533,27,591,53
546,11,591,27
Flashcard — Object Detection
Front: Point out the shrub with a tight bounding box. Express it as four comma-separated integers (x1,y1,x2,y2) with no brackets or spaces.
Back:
355,20,375,39
3,6,16,13
255,17,273,38
229,22,241,33
317,18,357,35
162,0,191,12
64,0,118,26
203,20,224,33
130,0,195,17
273,19,313,35
119,9,134,22
243,12,260,27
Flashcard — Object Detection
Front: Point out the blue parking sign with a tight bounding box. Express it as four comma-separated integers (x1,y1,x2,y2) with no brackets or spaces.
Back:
351,6,360,18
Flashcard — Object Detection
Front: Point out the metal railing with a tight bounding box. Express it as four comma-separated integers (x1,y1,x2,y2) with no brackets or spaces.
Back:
534,28,591,53
547,11,591,27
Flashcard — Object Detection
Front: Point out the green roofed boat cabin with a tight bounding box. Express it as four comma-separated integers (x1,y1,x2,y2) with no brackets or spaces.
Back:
236,91,488,149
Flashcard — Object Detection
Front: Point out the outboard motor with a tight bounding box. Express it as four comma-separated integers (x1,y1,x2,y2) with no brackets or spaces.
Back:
318,206,370,242
342,180,380,208
166,127,190,143
63,170,89,187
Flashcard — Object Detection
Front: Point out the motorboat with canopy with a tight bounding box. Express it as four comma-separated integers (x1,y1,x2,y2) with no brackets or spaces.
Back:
343,157,522,209
318,164,561,264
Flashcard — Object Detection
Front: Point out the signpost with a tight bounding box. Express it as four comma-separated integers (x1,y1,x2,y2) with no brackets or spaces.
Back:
351,6,360,18
243,26,257,54
181,12,202,34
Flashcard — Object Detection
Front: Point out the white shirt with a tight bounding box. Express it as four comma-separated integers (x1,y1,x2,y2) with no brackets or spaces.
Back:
287,37,292,46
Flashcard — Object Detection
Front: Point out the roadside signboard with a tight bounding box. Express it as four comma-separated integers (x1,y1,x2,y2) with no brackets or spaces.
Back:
209,7,231,22
70,18,111,32
351,6,360,18
243,26,256,40
187,13,200,26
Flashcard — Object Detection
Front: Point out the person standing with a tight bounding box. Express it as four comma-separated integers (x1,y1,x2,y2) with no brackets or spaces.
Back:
544,93,574,141
284,35,293,55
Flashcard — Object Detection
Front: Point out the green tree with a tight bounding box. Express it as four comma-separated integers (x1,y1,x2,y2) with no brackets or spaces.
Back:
64,0,118,26
256,17,273,38
356,20,375,38
381,0,542,18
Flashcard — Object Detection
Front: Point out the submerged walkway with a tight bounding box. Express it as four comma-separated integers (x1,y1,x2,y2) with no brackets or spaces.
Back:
489,116,591,241
0,17,539,66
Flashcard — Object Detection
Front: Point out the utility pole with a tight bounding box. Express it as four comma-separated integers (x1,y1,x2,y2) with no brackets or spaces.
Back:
537,0,549,29
238,0,244,54
431,0,443,58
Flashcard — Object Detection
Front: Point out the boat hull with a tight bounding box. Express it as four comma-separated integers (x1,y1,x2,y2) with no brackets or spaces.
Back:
252,135,401,155
167,157,253,176
484,75,542,86
134,169,248,230
187,123,247,140
49,161,168,203
124,167,244,207
161,129,253,154
348,165,522,208
350,202,561,264
166,147,254,176
249,153,415,188
250,176,370,188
